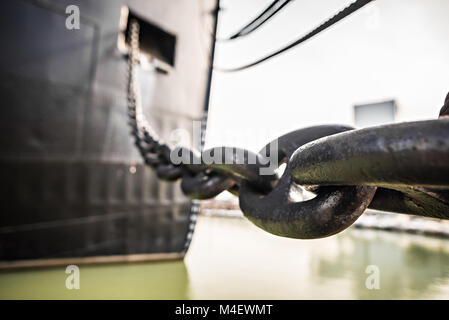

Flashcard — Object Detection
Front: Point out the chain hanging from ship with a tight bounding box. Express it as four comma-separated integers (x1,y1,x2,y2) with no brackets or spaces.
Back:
126,0,449,241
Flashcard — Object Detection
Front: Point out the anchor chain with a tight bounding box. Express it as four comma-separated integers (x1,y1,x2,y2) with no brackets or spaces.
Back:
127,20,449,239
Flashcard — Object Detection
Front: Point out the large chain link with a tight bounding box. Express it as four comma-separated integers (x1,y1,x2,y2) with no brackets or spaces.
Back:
127,20,449,239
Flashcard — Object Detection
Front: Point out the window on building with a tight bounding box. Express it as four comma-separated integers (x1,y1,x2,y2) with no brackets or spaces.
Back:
354,100,396,128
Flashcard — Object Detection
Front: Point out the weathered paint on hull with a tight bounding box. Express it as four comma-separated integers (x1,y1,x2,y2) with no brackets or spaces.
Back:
0,0,216,263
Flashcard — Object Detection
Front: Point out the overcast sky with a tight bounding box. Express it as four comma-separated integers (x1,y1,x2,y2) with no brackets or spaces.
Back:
205,0,449,152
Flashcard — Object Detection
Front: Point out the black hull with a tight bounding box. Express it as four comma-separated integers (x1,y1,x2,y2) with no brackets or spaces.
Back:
0,0,215,264
0,160,191,261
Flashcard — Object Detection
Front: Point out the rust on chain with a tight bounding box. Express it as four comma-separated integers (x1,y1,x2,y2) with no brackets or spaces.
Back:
369,187,449,220
128,19,449,239
290,119,449,188
289,119,449,219
238,126,377,239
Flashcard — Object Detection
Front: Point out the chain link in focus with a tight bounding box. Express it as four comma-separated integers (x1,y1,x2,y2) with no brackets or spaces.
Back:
126,19,449,240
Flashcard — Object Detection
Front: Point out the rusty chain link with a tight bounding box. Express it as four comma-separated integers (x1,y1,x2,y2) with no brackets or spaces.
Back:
127,20,449,239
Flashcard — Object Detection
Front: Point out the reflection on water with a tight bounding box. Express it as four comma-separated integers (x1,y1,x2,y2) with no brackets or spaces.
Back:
311,230,449,299
1,215,449,299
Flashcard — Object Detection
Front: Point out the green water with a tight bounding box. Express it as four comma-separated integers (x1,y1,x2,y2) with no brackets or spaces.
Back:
1,216,449,299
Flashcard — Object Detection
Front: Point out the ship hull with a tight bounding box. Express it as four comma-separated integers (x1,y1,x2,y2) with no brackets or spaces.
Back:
0,0,215,265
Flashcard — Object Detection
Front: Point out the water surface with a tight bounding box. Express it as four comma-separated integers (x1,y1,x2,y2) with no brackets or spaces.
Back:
1,216,449,299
